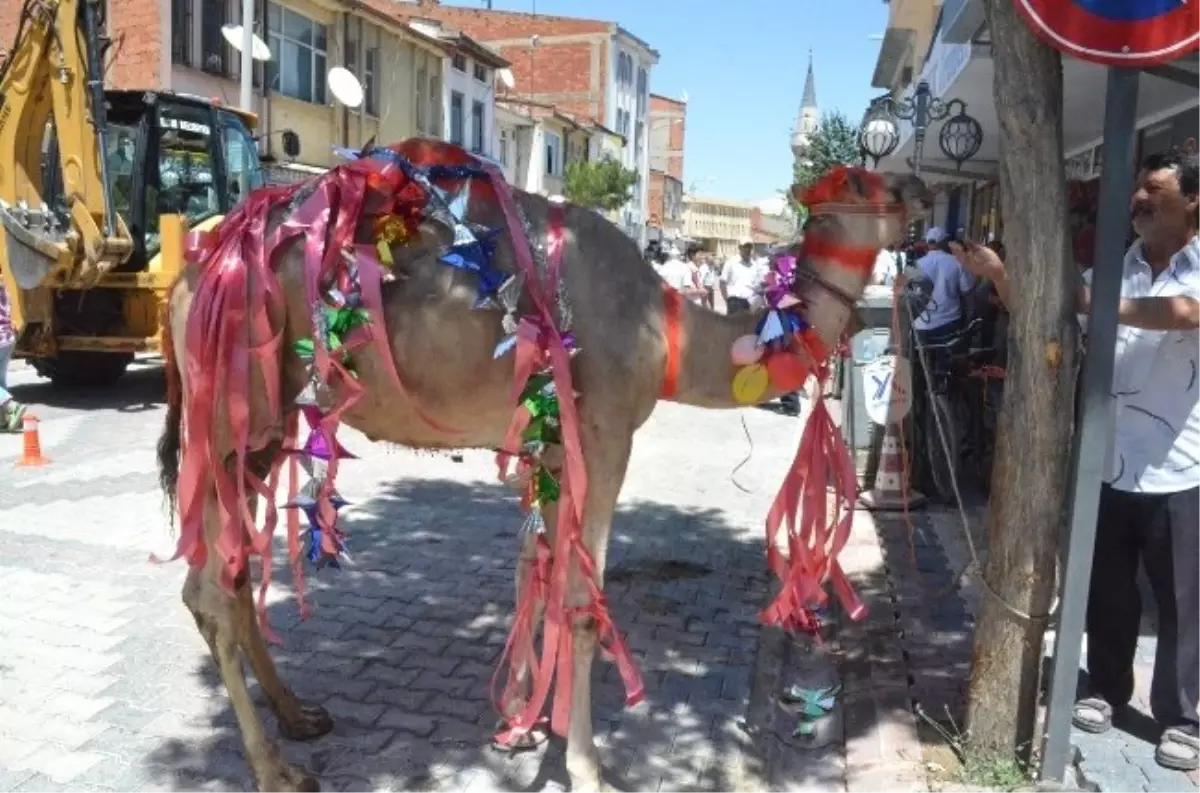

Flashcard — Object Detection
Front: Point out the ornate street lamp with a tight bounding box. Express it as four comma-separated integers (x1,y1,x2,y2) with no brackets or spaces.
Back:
858,109,900,168
858,80,983,177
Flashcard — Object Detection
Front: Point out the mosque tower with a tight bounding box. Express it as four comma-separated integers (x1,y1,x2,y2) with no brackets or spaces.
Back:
790,51,820,169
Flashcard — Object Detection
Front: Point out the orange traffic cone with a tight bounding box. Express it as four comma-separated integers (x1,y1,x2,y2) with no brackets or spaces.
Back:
859,420,923,511
16,413,50,467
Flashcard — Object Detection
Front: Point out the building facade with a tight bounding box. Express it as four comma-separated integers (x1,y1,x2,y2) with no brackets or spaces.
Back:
0,0,453,178
389,0,659,247
868,0,1199,256
682,195,754,260
407,19,509,158
647,92,686,245
492,98,625,206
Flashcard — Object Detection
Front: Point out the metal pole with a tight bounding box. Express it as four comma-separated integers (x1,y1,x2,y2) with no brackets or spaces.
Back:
239,0,255,112
1040,66,1140,784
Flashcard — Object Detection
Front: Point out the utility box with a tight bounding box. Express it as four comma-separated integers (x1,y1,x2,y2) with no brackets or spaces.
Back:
840,288,897,452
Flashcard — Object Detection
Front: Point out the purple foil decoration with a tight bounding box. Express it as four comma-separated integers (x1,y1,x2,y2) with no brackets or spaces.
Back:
764,255,798,309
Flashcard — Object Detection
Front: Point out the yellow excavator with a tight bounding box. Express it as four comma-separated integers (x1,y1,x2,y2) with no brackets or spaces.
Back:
0,0,299,386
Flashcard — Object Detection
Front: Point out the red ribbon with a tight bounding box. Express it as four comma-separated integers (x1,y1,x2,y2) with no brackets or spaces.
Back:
482,186,643,745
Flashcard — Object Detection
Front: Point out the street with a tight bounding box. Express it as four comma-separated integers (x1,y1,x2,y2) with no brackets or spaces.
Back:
0,361,843,792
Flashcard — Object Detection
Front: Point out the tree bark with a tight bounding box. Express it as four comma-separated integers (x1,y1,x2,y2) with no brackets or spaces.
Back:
965,0,1078,759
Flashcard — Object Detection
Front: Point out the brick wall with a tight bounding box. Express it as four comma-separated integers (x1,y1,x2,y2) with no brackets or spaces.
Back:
0,0,164,89
649,93,685,181
395,1,612,123
648,169,665,227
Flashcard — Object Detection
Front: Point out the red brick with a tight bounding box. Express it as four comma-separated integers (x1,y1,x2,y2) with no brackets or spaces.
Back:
0,0,163,89
384,1,618,124
397,0,609,39
649,93,685,181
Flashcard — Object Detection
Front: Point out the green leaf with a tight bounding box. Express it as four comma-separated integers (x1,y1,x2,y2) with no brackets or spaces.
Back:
534,467,560,504
294,338,315,359
563,157,640,212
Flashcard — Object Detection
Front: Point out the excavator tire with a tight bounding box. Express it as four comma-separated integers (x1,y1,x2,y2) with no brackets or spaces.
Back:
31,351,134,388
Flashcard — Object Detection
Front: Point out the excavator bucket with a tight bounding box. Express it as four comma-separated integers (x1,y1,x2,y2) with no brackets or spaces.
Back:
0,204,67,289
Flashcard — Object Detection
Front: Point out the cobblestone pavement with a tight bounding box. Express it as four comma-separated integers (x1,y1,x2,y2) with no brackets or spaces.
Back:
921,502,1199,792
0,364,928,792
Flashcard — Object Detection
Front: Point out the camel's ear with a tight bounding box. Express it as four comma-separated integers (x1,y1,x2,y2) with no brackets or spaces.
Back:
884,173,933,215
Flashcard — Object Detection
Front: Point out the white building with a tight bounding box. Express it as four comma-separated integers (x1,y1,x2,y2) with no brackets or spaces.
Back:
492,99,626,202
407,20,509,158
607,30,658,247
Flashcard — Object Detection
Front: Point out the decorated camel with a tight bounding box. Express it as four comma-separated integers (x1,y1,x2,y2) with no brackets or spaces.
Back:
155,137,929,791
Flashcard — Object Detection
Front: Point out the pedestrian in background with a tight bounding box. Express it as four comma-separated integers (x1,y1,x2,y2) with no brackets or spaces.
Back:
720,238,768,314
0,274,27,432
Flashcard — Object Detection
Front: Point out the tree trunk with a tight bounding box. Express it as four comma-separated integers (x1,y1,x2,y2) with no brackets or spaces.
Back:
965,0,1078,759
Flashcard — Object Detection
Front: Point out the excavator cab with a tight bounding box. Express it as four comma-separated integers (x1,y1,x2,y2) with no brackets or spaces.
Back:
30,91,287,385
43,90,265,272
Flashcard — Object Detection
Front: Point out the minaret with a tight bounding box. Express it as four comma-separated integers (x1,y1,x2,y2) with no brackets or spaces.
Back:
790,51,820,169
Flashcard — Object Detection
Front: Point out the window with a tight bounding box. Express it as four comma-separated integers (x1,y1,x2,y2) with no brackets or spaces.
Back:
615,108,630,138
636,67,648,114
200,0,229,75
473,62,488,83
452,53,467,72
544,131,561,177
415,65,427,133
267,3,328,105
616,51,633,84
450,91,465,145
144,102,222,255
428,73,441,136
634,121,643,161
345,22,379,116
171,0,192,65
470,100,485,153
363,45,379,116
220,113,264,207
499,128,509,166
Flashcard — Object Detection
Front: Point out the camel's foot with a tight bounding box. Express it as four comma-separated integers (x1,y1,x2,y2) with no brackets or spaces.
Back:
277,704,334,742
567,748,609,793
254,759,320,792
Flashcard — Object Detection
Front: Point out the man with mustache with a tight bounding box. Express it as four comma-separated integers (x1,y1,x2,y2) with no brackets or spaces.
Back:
955,151,1199,771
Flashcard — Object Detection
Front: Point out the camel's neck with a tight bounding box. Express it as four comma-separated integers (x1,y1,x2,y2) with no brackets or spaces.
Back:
668,263,868,409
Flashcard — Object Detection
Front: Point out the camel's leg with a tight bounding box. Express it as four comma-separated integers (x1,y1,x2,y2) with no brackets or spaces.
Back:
564,426,633,792
236,583,333,741
183,489,318,792
236,451,334,743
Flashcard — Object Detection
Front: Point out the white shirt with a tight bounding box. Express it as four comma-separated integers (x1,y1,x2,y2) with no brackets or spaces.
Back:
873,249,900,286
912,249,976,332
720,256,768,301
1085,236,1200,494
659,257,698,298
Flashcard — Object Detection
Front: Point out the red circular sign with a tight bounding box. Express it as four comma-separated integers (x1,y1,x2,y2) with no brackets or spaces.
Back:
1015,0,1199,67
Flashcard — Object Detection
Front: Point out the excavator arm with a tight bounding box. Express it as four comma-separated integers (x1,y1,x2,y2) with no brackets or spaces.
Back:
0,0,133,339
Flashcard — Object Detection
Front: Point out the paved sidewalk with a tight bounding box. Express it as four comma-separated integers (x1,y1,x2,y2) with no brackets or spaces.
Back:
921,504,1199,793
0,368,928,791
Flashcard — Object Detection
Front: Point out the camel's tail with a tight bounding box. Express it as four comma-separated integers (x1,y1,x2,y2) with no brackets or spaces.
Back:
157,288,183,518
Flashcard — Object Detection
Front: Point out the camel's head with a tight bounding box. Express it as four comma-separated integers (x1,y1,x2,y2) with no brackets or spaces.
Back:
791,167,932,253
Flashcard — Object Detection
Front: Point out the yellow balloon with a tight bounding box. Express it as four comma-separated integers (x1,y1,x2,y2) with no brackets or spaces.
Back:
732,363,769,404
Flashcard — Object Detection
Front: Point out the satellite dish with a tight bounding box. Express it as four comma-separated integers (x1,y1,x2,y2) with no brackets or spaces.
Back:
221,24,272,61
497,68,515,89
327,66,364,108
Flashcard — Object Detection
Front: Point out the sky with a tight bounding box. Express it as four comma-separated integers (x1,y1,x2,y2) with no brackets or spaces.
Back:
481,0,890,204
